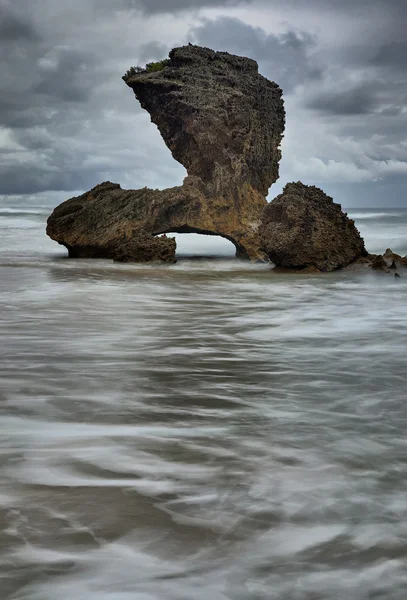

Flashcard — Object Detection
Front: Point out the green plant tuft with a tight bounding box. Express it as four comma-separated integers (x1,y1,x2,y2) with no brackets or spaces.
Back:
123,65,144,79
145,59,170,73
123,59,170,80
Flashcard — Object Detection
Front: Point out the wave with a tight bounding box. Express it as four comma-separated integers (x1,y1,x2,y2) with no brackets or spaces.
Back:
0,217,41,229
350,211,406,220
0,208,48,215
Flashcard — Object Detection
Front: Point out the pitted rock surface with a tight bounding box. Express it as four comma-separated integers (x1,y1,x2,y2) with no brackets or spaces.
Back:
259,182,367,271
112,231,176,263
47,45,285,261
125,45,285,197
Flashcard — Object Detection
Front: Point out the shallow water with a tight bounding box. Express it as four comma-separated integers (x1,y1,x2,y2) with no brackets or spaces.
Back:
1,202,407,599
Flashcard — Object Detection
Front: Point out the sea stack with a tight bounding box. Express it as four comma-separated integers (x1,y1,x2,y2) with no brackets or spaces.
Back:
47,44,368,269
47,45,285,261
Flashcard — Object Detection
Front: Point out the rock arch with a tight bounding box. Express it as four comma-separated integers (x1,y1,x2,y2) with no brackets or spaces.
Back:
155,225,243,258
47,45,285,262
47,44,366,270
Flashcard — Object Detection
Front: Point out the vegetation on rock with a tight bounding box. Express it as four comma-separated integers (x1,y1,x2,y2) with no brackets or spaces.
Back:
123,59,170,80
145,59,170,72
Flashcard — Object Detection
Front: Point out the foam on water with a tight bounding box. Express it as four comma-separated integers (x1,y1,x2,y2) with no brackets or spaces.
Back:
1,202,407,599
349,211,404,220
0,208,48,215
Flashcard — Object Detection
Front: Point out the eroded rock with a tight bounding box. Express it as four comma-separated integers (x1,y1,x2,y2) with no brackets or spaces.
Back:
47,45,285,261
367,248,407,275
259,182,367,271
112,231,176,263
371,254,390,272
383,248,407,267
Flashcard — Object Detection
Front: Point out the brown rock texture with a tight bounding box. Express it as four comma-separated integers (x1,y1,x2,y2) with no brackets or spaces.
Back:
368,249,407,274
371,254,390,272
259,182,367,271
47,45,285,261
112,231,176,263
383,248,407,267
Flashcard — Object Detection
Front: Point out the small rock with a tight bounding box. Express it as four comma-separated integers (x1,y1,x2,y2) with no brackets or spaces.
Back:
297,265,321,274
383,248,407,267
112,231,176,263
395,272,401,278
371,255,389,272
384,248,397,260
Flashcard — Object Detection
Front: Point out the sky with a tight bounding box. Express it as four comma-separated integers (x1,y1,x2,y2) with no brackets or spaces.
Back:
1,0,406,208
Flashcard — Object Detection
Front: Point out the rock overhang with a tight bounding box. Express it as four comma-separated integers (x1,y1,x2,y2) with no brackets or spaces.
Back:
47,44,368,269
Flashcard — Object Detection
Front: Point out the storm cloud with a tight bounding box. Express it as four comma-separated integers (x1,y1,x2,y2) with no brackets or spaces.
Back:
306,85,380,116
191,17,322,92
136,0,249,12
0,0,406,205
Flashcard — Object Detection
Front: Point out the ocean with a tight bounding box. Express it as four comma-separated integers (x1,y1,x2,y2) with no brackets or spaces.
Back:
1,198,407,600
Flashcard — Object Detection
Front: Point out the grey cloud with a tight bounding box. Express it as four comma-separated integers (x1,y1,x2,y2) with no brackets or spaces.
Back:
137,41,171,64
0,110,181,194
302,37,407,126
306,85,380,115
125,0,249,14
370,43,407,69
132,0,405,15
339,108,407,144
257,0,407,14
0,48,102,129
0,4,101,126
379,105,405,117
325,181,407,209
0,3,40,42
0,164,99,195
12,127,54,151
32,48,100,103
0,0,177,195
191,17,322,93
0,0,406,203
0,151,182,195
336,41,407,74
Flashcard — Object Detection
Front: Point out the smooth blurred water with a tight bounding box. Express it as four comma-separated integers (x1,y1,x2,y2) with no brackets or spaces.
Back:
1,201,407,599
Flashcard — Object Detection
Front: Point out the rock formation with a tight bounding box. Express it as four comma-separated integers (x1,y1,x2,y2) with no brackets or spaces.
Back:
371,254,390,272
370,248,407,273
383,248,407,267
47,45,285,261
112,231,176,263
259,182,367,271
47,45,372,271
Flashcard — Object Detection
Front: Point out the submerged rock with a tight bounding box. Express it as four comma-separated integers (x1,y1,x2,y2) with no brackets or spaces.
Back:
296,265,322,274
112,231,176,263
371,254,390,272
383,248,407,267
47,45,285,261
367,248,407,275
259,182,367,271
